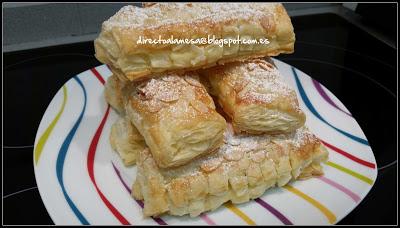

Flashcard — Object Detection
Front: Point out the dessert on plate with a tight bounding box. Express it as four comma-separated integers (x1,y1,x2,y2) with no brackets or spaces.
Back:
96,2,328,218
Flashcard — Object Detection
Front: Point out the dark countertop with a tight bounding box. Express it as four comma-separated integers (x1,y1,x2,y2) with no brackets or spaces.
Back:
3,13,397,225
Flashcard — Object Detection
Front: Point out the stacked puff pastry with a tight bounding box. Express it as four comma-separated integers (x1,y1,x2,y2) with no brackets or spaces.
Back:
99,3,328,218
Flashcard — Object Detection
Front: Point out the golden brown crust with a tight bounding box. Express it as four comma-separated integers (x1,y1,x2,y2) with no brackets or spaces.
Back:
104,75,126,114
142,3,157,8
109,117,146,166
104,74,137,114
136,148,169,216
94,3,295,81
126,72,227,168
201,59,306,134
105,72,227,169
132,125,328,217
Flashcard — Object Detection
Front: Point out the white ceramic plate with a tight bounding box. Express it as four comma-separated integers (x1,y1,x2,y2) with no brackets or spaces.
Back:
33,59,377,225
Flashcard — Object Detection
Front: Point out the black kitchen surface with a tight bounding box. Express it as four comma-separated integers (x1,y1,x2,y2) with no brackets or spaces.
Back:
3,13,397,225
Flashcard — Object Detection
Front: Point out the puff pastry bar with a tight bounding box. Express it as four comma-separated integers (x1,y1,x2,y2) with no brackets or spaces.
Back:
132,124,328,217
109,117,146,166
201,59,306,134
94,3,295,81
126,72,227,168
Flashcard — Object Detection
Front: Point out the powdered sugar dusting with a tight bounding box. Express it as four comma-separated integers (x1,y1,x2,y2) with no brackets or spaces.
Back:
159,124,316,179
133,72,213,120
139,77,181,102
235,60,295,105
103,3,278,30
292,127,315,148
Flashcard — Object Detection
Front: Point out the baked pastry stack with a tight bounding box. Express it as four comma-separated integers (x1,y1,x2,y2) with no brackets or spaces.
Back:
107,72,227,168
98,3,328,218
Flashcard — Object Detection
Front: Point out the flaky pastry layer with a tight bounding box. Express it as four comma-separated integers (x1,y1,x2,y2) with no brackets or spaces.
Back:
126,72,227,168
201,58,305,134
94,3,295,81
110,117,146,166
132,125,328,217
104,74,138,115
